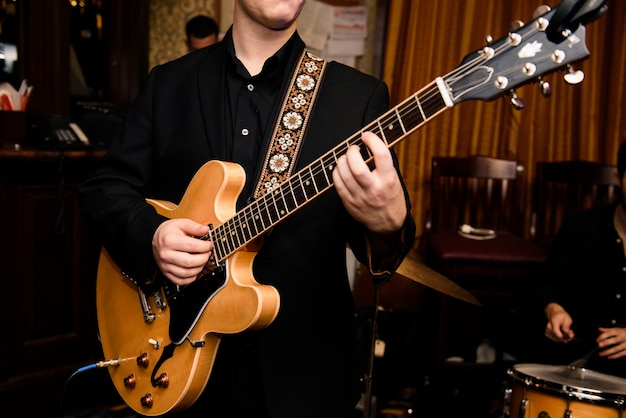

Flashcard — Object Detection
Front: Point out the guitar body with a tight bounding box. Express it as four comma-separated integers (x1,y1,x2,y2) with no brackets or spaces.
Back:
96,160,281,416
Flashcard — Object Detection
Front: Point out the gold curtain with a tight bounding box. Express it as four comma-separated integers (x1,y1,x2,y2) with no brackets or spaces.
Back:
383,0,626,240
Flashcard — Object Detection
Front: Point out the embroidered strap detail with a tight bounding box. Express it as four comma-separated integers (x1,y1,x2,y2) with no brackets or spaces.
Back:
253,51,327,198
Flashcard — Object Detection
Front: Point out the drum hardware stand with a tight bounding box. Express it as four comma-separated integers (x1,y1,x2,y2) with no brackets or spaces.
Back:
363,284,381,418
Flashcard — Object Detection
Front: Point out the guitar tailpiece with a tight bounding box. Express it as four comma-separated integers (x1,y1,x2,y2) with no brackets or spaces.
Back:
187,337,205,348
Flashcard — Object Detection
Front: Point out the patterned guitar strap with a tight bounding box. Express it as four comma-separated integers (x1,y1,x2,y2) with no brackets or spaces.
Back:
253,50,327,199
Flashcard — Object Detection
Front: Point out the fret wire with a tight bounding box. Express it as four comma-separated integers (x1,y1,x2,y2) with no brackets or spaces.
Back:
252,199,266,235
266,191,280,224
227,216,242,249
224,218,237,254
239,208,252,243
414,93,427,121
282,178,298,212
308,164,321,195
397,97,424,134
235,215,246,248
380,112,402,142
274,187,288,219
317,154,334,189
394,107,407,134
257,195,271,229
292,172,308,206
212,226,225,261
245,205,257,238
216,226,229,260
302,165,317,199
374,121,387,144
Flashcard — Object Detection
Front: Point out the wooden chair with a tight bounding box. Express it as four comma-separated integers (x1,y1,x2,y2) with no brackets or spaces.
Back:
531,160,619,251
422,155,547,380
425,155,546,284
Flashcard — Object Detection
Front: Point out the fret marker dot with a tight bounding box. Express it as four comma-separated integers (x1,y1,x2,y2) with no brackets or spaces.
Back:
305,181,310,186
280,210,285,215
388,124,394,130
328,164,334,171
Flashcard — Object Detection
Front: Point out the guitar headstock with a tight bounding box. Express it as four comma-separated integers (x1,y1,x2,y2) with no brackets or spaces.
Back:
445,0,607,107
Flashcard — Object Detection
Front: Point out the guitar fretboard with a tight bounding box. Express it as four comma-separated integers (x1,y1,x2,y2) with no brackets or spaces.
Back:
211,80,449,262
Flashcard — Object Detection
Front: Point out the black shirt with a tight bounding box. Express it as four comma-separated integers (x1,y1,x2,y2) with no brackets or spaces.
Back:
223,30,304,209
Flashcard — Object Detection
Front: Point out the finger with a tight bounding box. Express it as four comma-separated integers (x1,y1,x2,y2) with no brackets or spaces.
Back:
332,154,354,196
343,143,373,189
361,131,394,174
177,218,211,238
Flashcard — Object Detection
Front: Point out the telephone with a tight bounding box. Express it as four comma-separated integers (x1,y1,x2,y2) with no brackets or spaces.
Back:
27,112,119,150
27,114,91,149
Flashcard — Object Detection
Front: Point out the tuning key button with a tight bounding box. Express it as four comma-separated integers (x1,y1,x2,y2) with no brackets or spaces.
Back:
533,5,551,18
538,78,552,97
509,90,525,111
509,20,524,32
564,65,585,85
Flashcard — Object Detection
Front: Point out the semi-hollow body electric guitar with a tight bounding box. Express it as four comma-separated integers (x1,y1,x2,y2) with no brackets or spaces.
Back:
96,0,606,414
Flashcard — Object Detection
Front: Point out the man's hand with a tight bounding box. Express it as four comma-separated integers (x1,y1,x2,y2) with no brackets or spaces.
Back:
544,302,575,343
152,218,213,285
597,327,626,359
332,131,407,234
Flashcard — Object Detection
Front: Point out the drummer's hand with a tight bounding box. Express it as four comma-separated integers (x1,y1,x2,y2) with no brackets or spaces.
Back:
544,302,575,343
597,327,626,359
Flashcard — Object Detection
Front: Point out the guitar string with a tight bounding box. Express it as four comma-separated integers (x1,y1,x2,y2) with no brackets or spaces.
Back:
212,21,543,261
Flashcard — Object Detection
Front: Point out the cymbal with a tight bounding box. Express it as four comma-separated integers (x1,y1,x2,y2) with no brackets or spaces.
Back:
394,255,481,306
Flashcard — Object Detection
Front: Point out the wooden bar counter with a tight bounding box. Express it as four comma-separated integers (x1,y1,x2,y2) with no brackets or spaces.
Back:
0,145,122,416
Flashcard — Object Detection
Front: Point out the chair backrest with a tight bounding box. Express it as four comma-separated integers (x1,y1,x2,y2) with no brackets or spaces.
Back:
531,160,620,249
428,155,526,234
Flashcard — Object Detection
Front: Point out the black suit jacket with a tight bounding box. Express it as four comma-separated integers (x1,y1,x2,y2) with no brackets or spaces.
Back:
80,31,415,417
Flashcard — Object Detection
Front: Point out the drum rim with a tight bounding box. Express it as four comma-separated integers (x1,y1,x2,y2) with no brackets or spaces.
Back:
508,363,626,407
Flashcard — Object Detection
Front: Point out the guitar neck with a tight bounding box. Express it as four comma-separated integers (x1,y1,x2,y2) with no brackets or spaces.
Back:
210,78,452,262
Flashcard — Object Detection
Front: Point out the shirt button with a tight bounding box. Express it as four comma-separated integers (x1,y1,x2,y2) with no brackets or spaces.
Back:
618,238,622,243
623,266,626,272
247,84,254,92
617,294,622,299
241,128,249,136
611,319,617,325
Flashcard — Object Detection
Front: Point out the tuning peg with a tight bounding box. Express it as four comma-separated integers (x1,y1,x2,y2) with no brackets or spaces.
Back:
509,20,524,32
563,65,585,85
508,90,525,111
533,5,551,19
538,77,552,97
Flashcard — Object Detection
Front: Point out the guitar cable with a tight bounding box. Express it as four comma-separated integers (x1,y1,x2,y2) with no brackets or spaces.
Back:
59,358,122,417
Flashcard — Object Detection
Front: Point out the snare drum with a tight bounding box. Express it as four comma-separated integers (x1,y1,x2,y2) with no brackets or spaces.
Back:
505,363,626,418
